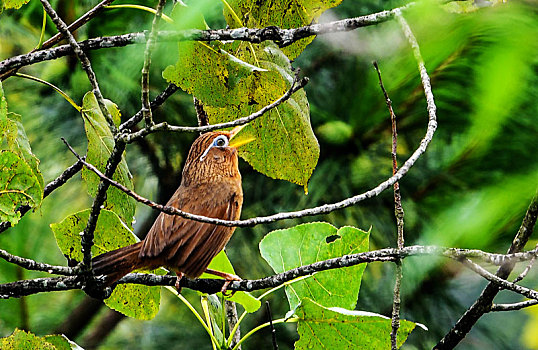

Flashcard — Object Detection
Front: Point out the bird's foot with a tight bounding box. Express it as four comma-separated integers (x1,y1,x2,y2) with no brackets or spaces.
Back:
204,268,242,297
175,272,185,293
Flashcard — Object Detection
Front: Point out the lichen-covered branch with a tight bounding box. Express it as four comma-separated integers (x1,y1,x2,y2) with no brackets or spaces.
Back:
2,245,538,299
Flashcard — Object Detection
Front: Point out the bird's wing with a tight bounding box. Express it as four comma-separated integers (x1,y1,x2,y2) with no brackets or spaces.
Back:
140,183,241,277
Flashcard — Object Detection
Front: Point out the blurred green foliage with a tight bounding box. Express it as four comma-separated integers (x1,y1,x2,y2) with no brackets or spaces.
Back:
0,0,537,349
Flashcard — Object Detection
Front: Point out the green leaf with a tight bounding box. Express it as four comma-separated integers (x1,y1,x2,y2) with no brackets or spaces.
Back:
0,329,82,350
295,299,424,350
316,120,354,145
2,0,30,10
0,82,43,225
43,335,83,350
0,151,42,225
200,250,261,313
80,91,135,228
223,0,343,60
205,41,319,188
163,5,319,188
260,222,370,310
50,209,161,320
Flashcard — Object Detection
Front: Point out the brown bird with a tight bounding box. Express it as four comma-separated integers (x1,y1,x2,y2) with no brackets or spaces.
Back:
92,125,253,292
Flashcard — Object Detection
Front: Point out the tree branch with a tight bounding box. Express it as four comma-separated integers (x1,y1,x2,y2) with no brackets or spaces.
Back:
373,60,405,350
0,5,412,78
491,300,538,312
39,0,117,134
2,245,538,299
120,74,308,142
0,248,76,275
435,194,538,349
141,0,166,128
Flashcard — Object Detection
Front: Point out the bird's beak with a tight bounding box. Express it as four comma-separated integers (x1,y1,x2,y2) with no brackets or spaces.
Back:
229,124,255,149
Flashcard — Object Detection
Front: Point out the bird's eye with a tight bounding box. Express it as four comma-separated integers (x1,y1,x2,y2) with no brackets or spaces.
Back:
213,135,228,148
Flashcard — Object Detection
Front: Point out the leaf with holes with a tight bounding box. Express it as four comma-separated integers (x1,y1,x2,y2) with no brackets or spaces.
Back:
205,41,319,188
295,298,425,349
163,5,319,188
51,209,161,320
260,222,369,310
80,92,135,228
3,0,31,10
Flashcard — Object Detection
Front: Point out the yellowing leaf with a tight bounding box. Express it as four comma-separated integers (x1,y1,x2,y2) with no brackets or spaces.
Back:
80,92,135,228
51,209,161,320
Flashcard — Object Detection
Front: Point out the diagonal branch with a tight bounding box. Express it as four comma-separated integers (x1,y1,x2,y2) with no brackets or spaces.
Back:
120,74,308,142
39,0,117,134
435,193,538,349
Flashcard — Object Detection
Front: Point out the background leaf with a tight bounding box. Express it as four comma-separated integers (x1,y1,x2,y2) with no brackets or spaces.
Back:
295,298,422,350
0,329,83,350
80,92,135,228
201,250,261,313
50,209,161,320
260,222,370,310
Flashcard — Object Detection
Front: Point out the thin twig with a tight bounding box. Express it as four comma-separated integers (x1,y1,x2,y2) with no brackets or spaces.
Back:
120,83,179,131
39,0,117,134
436,194,538,349
3,244,538,299
266,301,279,350
0,160,83,234
0,5,413,78
513,243,538,283
0,248,77,275
120,74,308,143
0,0,116,81
373,60,405,350
141,0,167,127
491,300,538,312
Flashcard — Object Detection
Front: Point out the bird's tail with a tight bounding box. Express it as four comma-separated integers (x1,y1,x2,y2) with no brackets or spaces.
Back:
92,242,145,286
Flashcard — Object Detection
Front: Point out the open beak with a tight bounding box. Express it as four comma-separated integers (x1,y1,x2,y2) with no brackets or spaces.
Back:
229,124,255,149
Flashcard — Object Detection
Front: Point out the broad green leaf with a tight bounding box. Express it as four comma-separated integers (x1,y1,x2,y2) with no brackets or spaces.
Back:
260,222,369,310
0,151,41,225
223,0,343,60
295,299,424,350
200,250,261,313
205,41,319,188
0,329,83,350
80,92,135,228
0,82,43,225
163,5,319,188
43,335,83,350
3,0,30,10
50,209,161,320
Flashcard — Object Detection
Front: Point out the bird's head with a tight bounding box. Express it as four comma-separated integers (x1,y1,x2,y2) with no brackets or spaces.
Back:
181,124,254,186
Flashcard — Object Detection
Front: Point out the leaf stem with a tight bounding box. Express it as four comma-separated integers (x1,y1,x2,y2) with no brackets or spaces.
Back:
165,286,220,346
232,317,298,350
14,73,81,111
104,5,173,23
35,9,47,50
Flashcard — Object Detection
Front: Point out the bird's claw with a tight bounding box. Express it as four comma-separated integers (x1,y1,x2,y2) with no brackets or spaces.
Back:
221,275,242,297
175,272,185,293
